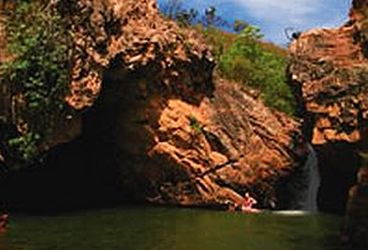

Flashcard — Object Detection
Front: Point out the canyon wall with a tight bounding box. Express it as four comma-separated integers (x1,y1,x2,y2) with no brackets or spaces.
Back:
0,0,303,209
288,0,368,212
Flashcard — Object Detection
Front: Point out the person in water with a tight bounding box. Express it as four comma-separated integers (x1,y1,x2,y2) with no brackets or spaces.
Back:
0,212,8,233
241,192,260,213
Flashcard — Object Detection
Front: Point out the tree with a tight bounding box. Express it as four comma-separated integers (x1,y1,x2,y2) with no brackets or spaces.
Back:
0,1,71,163
159,1,228,29
233,20,248,33
160,0,183,19
218,26,296,115
176,8,198,26
202,6,228,28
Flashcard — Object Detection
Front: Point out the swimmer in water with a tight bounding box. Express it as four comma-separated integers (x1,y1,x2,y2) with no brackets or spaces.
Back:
241,192,260,213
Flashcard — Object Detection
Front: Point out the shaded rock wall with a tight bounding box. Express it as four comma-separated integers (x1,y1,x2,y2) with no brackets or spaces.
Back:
288,0,368,213
0,0,214,167
0,0,304,210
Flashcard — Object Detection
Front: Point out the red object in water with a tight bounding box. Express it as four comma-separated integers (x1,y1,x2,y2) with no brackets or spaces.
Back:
0,212,8,233
241,193,260,213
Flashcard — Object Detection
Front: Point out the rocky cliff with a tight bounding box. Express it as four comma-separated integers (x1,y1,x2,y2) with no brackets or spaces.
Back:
0,0,303,210
288,0,368,212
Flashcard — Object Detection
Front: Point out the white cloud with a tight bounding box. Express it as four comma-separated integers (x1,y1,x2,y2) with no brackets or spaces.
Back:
232,0,322,25
227,0,350,44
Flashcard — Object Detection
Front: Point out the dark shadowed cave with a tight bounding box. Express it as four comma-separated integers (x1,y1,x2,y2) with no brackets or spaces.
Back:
0,67,147,212
316,142,360,214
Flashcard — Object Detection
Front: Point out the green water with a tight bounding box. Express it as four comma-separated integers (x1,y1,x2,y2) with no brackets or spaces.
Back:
2,206,346,250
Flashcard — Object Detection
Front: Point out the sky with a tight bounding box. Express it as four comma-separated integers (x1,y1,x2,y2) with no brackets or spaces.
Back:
157,0,351,45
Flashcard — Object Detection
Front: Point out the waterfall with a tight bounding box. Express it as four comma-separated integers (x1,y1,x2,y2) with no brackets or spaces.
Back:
295,143,320,212
273,144,320,215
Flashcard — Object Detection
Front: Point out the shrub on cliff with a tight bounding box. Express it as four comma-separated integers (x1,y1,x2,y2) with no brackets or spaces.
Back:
0,1,70,163
217,26,296,115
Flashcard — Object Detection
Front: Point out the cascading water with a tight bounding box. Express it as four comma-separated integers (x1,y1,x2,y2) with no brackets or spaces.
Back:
274,143,320,215
288,143,320,212
298,144,320,211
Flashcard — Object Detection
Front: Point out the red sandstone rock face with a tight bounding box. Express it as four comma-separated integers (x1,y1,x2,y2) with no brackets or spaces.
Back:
111,78,300,208
63,0,213,110
62,0,304,208
288,0,368,213
289,16,368,145
0,0,213,165
350,0,368,22
0,0,303,208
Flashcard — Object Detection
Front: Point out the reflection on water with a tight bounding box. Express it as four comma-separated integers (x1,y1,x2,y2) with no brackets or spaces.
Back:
4,206,347,250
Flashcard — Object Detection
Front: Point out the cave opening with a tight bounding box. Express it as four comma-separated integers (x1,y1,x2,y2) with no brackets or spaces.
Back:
316,142,360,214
0,64,156,212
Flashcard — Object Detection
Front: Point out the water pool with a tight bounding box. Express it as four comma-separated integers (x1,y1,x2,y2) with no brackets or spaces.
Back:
2,206,346,250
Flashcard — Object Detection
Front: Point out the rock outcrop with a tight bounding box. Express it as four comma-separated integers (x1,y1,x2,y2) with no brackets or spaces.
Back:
109,78,300,208
341,166,368,248
289,23,367,146
288,0,368,212
0,0,303,209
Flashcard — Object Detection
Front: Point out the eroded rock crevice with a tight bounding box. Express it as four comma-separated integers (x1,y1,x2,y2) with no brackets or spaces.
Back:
0,0,306,211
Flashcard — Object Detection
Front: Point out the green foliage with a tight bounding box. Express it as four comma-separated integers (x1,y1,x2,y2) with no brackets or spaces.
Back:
161,2,295,115
8,132,41,163
160,1,227,29
196,26,236,61
233,20,249,33
0,1,70,162
218,26,296,115
189,115,203,135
